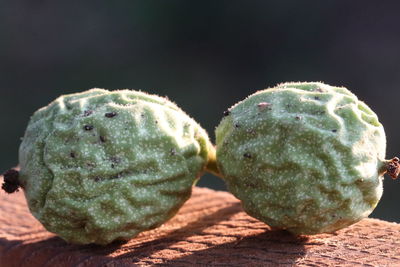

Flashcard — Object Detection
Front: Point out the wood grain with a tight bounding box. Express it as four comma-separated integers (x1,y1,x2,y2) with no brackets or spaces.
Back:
1,186,399,267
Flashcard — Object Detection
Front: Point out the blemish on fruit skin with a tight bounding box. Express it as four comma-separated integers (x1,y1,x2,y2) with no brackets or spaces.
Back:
110,157,120,163
84,125,94,131
83,110,93,117
105,112,117,118
257,102,271,111
86,162,96,168
243,153,252,159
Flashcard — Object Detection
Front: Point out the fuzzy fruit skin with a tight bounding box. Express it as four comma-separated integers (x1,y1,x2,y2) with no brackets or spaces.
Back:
19,89,212,245
216,82,387,235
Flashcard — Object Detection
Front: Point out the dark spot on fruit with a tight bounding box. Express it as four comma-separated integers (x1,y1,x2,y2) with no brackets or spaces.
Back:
84,125,94,131
111,172,124,179
243,153,252,159
332,129,337,133
100,136,106,143
70,152,76,158
105,112,117,118
86,162,96,168
1,169,21,194
110,157,121,163
223,110,231,116
257,102,271,111
83,110,93,117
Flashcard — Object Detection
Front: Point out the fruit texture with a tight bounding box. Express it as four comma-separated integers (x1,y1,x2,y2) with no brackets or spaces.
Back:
216,82,399,235
8,88,213,245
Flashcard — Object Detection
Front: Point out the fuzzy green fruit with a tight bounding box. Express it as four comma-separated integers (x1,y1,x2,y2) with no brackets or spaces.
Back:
8,88,214,245
216,82,399,235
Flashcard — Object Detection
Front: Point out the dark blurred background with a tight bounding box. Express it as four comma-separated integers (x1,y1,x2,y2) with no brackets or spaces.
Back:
1,1,399,222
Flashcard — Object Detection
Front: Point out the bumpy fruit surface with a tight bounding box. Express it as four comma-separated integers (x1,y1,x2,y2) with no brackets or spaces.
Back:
16,88,213,244
216,82,398,235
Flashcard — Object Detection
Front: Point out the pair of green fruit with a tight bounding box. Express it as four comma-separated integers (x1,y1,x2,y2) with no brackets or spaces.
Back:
2,82,398,245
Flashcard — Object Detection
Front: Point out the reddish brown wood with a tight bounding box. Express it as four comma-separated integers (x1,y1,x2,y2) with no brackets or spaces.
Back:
1,185,400,266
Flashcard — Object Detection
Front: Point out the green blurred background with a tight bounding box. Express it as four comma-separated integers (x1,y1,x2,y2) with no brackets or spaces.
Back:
1,1,399,222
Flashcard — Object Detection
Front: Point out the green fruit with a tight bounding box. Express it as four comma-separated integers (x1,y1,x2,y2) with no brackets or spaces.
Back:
216,82,399,235
7,88,214,245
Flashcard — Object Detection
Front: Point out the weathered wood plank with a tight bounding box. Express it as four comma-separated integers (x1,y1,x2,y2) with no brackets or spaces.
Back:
1,186,399,266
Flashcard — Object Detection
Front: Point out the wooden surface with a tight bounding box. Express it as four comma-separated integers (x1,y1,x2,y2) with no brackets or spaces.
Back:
1,187,400,267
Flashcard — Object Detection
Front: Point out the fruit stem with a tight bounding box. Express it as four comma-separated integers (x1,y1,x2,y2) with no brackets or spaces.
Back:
381,157,400,179
1,168,21,193
205,145,224,178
